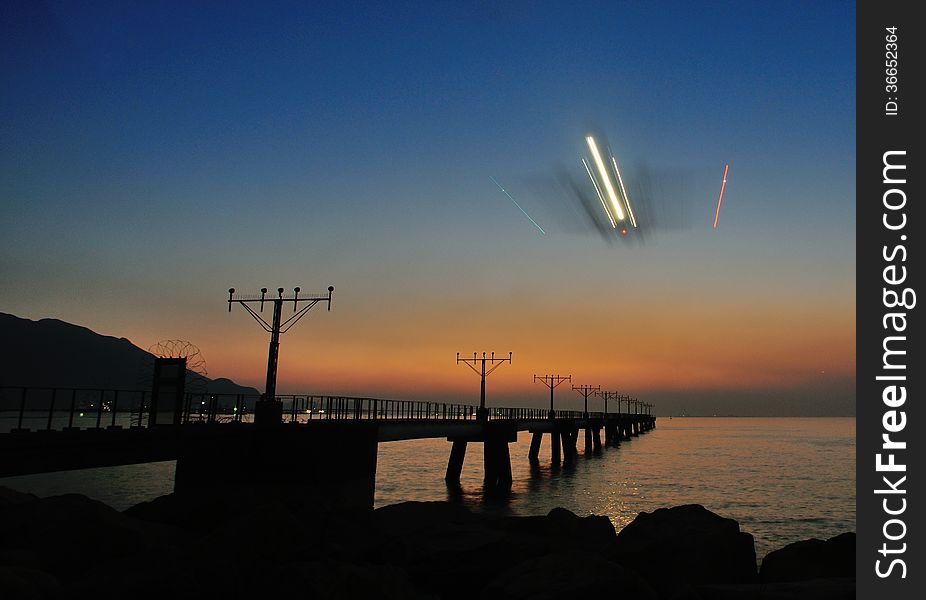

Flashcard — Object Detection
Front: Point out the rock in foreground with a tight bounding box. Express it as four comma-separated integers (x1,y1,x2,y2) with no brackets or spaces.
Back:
482,552,658,600
609,504,758,596
760,532,855,582
0,487,853,600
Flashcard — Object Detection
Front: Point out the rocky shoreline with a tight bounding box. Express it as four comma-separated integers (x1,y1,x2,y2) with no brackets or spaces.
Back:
1,486,854,599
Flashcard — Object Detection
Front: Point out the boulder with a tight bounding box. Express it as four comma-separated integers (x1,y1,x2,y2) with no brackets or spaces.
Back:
698,577,855,599
374,501,481,538
482,552,658,600
545,507,616,550
0,493,175,580
125,486,308,533
760,532,855,582
66,556,202,600
609,504,757,595
260,560,433,600
125,489,246,533
373,503,627,599
0,486,38,507
197,500,312,561
127,486,376,563
489,507,616,555
374,501,504,569
374,502,510,598
0,566,60,600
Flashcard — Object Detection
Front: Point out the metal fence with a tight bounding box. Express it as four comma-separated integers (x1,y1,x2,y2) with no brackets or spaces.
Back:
0,386,640,433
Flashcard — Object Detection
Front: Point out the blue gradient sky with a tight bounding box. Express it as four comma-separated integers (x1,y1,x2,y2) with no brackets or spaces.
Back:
1,1,855,415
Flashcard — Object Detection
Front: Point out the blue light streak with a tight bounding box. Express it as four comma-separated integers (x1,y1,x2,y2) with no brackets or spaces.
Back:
489,176,546,235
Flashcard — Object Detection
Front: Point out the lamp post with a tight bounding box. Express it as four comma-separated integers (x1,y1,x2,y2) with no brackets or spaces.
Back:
456,352,511,421
534,374,572,419
572,384,600,418
227,285,334,425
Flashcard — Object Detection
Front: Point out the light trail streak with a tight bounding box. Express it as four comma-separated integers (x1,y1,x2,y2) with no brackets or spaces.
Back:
713,162,729,229
610,154,637,228
585,136,626,221
489,176,546,235
582,158,616,228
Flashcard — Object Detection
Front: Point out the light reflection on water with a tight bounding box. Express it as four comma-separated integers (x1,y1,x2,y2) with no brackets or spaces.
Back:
1,417,854,558
375,417,855,558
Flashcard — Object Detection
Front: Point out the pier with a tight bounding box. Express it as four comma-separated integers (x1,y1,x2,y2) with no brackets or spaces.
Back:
0,387,655,508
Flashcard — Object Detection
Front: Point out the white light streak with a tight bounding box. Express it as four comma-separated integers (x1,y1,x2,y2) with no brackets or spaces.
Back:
611,154,637,228
582,157,616,228
585,136,626,220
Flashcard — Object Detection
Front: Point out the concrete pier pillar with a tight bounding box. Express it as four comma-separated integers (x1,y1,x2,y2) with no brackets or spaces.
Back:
484,436,512,490
484,441,499,487
563,428,578,464
551,430,562,464
592,427,602,451
174,422,378,511
584,428,592,453
446,440,467,483
528,432,542,462
498,440,512,485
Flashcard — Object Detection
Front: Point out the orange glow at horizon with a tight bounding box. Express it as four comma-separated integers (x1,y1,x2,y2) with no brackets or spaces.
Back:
197,296,855,402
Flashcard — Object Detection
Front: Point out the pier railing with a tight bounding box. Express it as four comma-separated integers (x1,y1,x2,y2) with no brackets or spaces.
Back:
0,386,644,434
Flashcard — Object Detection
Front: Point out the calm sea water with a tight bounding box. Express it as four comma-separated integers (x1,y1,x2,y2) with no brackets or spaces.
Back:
1,417,855,558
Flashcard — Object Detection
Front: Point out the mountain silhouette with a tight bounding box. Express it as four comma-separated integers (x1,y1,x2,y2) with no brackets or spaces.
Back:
0,312,258,395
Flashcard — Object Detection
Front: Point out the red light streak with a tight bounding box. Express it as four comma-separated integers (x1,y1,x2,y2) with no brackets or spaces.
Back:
713,163,729,229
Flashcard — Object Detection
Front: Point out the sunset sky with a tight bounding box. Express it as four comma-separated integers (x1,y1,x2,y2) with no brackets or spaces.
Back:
1,2,855,415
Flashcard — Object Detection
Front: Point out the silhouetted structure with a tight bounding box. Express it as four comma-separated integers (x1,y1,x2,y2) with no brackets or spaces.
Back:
1,384,656,508
455,351,512,421
573,384,602,451
597,391,624,444
227,286,333,425
450,352,513,491
529,374,572,465
533,374,572,418
148,357,186,426
573,384,600,418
